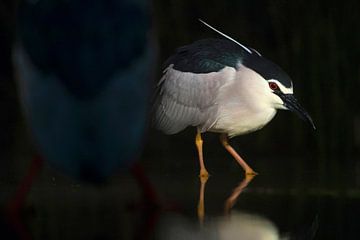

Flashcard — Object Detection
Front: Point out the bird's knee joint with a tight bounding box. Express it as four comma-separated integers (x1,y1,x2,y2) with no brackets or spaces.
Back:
195,139,203,146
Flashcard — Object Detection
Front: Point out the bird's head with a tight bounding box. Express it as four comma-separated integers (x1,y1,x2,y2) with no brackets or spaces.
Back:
267,78,316,130
243,54,316,129
198,19,316,130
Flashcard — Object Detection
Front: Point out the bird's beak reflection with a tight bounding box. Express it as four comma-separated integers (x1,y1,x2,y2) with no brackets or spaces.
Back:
279,93,316,130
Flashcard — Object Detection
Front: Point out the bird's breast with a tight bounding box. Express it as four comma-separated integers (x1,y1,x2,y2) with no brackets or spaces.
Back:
208,64,278,137
210,103,277,137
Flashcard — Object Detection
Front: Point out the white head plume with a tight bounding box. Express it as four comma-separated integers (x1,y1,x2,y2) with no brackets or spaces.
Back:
198,19,253,54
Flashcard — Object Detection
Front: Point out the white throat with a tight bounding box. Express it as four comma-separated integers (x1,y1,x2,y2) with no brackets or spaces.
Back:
210,65,279,137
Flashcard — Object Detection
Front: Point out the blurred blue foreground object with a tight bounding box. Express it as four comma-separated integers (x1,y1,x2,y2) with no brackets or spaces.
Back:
14,0,153,181
153,20,315,178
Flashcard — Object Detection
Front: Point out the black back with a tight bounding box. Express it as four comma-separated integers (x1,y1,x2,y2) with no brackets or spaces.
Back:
165,38,292,88
165,38,247,73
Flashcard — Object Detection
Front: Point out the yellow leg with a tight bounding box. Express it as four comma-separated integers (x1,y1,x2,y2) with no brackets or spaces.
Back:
195,129,209,178
220,133,258,175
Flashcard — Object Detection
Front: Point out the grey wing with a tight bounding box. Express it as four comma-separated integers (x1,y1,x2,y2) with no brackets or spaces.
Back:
153,65,236,134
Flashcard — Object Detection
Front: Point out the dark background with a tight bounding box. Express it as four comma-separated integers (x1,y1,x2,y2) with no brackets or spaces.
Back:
0,0,360,239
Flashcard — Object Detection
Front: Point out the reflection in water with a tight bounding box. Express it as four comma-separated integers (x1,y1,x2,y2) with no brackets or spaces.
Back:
158,175,318,240
197,175,209,225
197,174,256,225
224,174,256,215
158,211,280,240
216,212,280,240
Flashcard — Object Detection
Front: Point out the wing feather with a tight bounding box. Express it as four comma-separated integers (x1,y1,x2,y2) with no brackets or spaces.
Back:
153,65,236,134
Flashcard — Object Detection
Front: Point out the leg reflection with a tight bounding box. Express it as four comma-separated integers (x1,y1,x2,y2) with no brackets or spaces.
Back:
197,175,209,226
224,174,256,215
197,174,256,226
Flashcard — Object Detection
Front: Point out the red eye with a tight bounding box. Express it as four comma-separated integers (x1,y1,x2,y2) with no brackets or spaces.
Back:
269,82,279,91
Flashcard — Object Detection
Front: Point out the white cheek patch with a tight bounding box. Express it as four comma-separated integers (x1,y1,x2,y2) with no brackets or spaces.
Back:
268,79,293,94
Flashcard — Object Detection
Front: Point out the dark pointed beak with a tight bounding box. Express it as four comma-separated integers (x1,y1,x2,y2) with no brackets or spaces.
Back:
277,93,316,130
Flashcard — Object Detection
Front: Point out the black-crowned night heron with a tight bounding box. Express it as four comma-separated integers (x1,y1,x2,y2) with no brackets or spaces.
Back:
153,20,315,177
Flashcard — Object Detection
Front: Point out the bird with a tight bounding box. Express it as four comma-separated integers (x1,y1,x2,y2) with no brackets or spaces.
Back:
14,0,153,181
153,20,315,178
